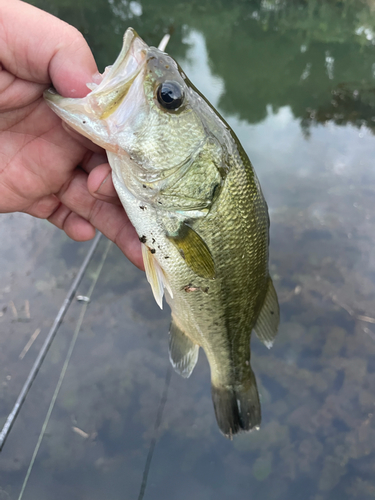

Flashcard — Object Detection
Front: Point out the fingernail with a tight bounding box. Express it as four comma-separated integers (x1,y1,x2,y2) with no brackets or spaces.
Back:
95,172,112,196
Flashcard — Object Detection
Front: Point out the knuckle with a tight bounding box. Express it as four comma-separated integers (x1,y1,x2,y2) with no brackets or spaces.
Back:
65,26,87,50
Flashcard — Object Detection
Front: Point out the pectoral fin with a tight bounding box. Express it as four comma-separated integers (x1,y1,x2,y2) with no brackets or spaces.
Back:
254,276,279,348
142,243,173,309
167,223,215,279
169,318,199,378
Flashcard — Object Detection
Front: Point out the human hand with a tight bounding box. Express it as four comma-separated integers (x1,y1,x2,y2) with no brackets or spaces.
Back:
0,0,143,269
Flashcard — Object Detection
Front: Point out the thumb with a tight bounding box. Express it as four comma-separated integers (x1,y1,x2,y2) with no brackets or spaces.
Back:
0,0,97,97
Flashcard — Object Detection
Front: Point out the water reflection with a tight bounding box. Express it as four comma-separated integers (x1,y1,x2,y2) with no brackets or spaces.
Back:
28,0,375,131
1,0,375,499
302,82,375,136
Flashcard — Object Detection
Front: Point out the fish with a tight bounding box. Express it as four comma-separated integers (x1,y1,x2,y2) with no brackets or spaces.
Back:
44,28,279,438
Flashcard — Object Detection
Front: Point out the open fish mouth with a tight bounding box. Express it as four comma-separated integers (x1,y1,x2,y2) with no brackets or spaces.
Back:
43,28,148,151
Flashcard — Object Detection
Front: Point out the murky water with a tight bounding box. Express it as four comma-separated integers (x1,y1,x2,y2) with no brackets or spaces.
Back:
1,1,375,499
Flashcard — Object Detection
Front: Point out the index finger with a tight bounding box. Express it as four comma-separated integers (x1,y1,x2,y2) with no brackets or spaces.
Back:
0,0,97,97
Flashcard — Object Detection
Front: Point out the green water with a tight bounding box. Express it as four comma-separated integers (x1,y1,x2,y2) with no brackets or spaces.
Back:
1,0,375,499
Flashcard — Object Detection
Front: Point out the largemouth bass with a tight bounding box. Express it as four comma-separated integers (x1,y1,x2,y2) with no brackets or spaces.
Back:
44,28,279,438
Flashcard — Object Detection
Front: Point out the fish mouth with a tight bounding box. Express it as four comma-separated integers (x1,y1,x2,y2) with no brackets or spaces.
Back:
44,28,148,151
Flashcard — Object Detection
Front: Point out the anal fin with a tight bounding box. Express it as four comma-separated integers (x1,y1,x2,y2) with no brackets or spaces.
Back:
142,243,173,309
169,318,199,378
254,276,279,348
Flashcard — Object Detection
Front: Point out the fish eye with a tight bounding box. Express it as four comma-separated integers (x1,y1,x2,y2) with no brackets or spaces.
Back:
156,81,184,110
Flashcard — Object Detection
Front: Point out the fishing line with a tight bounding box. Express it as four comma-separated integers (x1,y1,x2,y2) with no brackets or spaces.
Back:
137,364,172,500
18,239,112,500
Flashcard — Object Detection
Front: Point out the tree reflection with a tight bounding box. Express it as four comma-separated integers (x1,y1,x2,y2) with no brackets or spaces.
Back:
29,0,375,130
302,82,375,135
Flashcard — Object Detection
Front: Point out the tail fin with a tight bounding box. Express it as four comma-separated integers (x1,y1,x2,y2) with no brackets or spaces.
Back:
211,369,261,438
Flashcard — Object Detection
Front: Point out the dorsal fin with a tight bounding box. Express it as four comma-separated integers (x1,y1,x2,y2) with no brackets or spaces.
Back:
254,276,279,349
169,317,199,378
141,243,173,309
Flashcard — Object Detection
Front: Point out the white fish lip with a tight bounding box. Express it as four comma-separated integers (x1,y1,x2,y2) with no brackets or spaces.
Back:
95,27,146,90
43,27,148,151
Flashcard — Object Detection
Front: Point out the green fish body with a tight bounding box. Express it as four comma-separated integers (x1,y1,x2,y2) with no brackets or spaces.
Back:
44,28,279,437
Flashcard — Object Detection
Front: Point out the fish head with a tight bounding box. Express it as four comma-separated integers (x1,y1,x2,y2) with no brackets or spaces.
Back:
44,28,214,198
44,28,149,153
